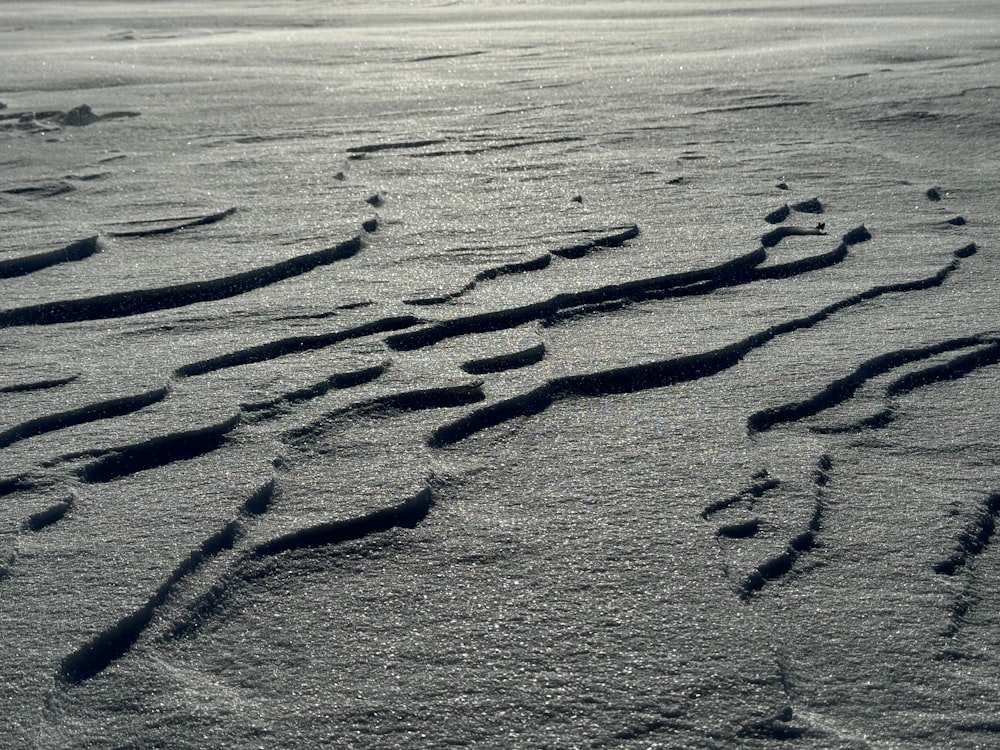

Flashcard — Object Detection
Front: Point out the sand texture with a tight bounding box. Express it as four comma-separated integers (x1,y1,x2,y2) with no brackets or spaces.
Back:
2,1,1000,747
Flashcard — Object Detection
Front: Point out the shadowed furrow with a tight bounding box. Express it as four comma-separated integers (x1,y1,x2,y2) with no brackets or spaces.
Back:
740,456,831,600
548,244,765,306
241,363,389,416
549,224,641,259
406,254,551,306
429,344,756,447
0,180,75,198
170,482,433,641
717,519,761,539
887,338,1000,398
409,51,486,63
242,478,277,517
0,375,78,394
24,496,74,532
252,486,434,558
936,493,1000,636
760,226,827,249
702,476,781,519
175,315,420,377
106,207,237,238
389,245,769,351
557,226,868,321
462,343,546,375
76,414,241,483
0,476,33,498
287,382,486,445
388,300,553,351
752,238,846,278
346,139,447,154
467,254,551,285
764,205,791,224
935,493,1000,577
552,336,767,399
59,522,240,683
0,236,364,327
748,248,976,433
412,136,584,158
393,226,868,352
767,252,956,342
791,198,824,214
0,236,101,279
755,197,822,227
431,241,970,448
694,101,815,115
548,241,847,321
0,387,169,450
740,504,823,599
406,225,639,306
429,386,554,447
816,338,1000,434
58,478,277,684
747,335,985,434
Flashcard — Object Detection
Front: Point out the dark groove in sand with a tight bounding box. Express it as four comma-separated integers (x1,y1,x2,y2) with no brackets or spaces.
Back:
462,343,547,375
0,236,101,279
241,363,389,416
76,414,241,483
58,478,277,683
0,387,169,450
393,226,866,351
936,492,1000,636
0,235,364,328
252,486,434,558
748,246,976,434
740,455,831,600
175,315,420,377
406,225,640,306
428,237,983,449
24,496,74,532
936,493,1000,578
105,207,237,238
0,375,78,394
286,382,486,446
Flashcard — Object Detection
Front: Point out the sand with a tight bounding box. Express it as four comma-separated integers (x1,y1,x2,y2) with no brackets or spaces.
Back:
2,1,999,747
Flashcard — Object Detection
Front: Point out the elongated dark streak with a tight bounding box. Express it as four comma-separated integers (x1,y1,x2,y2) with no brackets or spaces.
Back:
0,387,169,450
175,315,420,377
747,334,985,434
389,245,767,351
0,236,363,327
241,363,389,415
0,375,78,394
0,236,101,279
407,225,640,306
462,343,547,375
748,245,981,433
59,478,277,683
286,382,485,445
252,487,434,558
395,226,869,351
106,207,237,238
76,414,241,483
431,239,980,448
887,339,1000,398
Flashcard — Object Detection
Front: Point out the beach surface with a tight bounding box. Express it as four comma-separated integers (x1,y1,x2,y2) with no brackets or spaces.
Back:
2,1,1000,747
